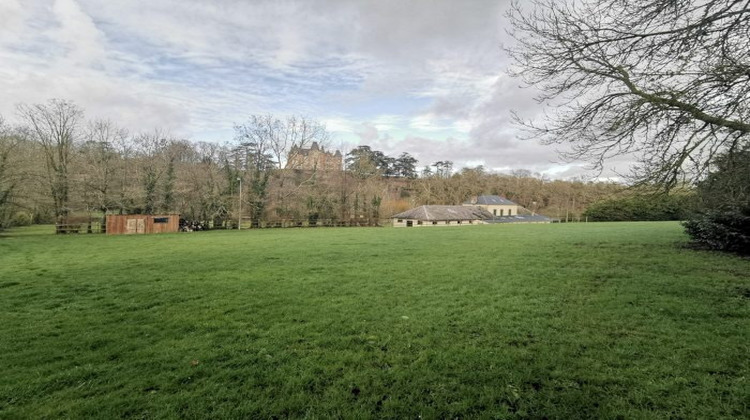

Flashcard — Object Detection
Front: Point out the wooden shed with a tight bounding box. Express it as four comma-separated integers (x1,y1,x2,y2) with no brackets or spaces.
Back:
105,214,180,235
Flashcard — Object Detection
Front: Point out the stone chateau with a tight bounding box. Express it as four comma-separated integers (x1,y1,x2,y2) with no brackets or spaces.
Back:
287,142,342,171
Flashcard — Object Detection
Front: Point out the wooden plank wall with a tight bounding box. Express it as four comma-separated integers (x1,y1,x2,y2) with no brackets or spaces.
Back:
105,214,180,235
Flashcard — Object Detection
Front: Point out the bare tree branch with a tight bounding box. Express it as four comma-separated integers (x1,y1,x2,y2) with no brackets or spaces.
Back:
507,0,750,188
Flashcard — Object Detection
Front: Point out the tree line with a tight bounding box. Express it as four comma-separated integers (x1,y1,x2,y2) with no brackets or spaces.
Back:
0,99,634,230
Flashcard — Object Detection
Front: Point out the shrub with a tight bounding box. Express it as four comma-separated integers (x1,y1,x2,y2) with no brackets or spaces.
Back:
32,210,56,224
12,211,32,226
683,148,750,254
682,208,750,255
584,193,692,221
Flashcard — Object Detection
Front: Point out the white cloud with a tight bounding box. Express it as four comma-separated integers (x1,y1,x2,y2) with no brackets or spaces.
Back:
51,0,107,68
409,114,456,132
322,118,357,134
0,0,637,179
370,115,403,131
0,0,26,43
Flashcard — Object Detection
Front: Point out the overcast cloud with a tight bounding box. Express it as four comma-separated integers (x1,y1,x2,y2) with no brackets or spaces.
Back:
0,0,627,179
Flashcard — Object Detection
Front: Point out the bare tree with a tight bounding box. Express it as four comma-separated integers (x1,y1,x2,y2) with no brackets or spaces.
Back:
17,99,84,222
0,116,21,228
132,130,182,214
272,115,329,169
233,116,278,226
109,126,138,214
178,141,230,226
507,0,750,188
273,116,331,218
79,119,128,219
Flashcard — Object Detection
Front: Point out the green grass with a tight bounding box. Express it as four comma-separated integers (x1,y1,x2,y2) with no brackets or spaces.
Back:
0,222,748,419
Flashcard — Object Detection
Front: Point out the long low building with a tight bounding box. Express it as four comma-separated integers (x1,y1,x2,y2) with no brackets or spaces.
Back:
391,205,493,227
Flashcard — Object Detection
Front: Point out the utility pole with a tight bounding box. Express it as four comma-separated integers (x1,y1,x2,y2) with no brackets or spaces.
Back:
237,177,242,230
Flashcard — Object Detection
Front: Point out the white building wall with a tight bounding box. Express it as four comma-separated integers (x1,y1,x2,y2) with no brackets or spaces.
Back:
392,219,485,227
482,204,518,217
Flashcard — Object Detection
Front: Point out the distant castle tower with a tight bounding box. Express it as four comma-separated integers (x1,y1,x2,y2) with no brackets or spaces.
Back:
286,142,342,171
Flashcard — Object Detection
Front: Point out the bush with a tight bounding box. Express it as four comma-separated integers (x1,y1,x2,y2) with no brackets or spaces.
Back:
12,211,32,226
684,148,750,254
584,193,692,222
682,208,750,255
32,210,56,224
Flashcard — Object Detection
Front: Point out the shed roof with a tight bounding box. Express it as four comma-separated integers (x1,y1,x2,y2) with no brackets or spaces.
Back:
392,205,493,221
465,195,518,206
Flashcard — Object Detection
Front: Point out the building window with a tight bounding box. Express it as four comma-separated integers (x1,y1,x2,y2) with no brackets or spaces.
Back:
493,209,497,216
500,209,504,216
508,209,513,216
397,219,403,223
432,221,438,225
154,217,169,224
417,221,423,225
458,220,462,224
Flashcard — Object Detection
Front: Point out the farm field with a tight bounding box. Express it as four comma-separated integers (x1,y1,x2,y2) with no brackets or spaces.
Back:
0,222,748,419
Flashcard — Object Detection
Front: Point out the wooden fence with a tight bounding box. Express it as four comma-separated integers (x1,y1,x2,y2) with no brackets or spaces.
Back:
55,221,105,234
235,219,384,229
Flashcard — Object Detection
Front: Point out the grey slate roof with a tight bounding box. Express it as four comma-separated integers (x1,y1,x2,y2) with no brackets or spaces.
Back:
391,205,494,221
467,195,518,206
485,214,555,224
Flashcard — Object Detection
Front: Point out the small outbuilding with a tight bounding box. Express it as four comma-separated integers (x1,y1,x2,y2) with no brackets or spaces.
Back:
105,214,180,235
392,205,493,227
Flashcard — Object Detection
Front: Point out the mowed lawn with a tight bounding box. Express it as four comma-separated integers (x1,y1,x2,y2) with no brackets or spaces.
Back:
0,222,748,419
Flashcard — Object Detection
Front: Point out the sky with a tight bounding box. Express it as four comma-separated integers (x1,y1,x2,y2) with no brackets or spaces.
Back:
0,0,625,179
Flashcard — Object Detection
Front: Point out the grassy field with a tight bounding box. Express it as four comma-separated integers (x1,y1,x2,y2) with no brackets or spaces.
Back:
0,222,748,419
